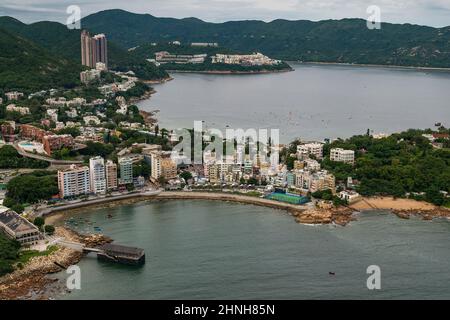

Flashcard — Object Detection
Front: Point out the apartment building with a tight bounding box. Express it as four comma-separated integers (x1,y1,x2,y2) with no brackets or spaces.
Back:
330,148,355,165
81,30,108,69
297,142,324,160
58,165,90,198
151,151,177,181
42,134,74,155
105,160,118,190
89,156,107,194
295,169,336,193
119,157,133,185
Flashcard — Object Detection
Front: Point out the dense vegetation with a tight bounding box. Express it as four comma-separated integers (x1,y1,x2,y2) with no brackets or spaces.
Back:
0,28,81,92
320,128,450,206
0,16,169,86
0,145,49,169
0,234,20,276
5,170,58,205
79,9,450,68
161,61,292,73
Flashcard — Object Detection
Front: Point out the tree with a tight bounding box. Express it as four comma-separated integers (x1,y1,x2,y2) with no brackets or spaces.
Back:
180,171,193,181
157,175,166,186
44,225,55,235
33,217,45,229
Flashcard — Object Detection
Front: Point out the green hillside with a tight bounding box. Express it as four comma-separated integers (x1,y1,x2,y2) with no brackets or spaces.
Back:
0,16,169,82
0,28,81,92
80,9,450,68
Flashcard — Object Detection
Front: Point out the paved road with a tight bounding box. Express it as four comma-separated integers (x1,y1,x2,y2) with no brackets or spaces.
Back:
12,143,83,165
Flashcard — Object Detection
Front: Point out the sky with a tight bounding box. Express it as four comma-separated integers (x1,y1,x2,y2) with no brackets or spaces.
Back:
0,0,449,28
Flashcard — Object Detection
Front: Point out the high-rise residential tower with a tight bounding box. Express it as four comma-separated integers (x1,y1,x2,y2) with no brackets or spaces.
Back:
118,157,133,185
81,30,108,69
105,160,118,190
89,156,107,194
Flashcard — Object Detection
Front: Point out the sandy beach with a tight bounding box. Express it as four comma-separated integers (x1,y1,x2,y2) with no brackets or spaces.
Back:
350,197,437,211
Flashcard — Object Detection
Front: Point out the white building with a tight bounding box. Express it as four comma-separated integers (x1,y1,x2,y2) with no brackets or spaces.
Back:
47,109,58,122
89,156,107,194
58,165,90,198
83,116,101,125
297,142,324,160
330,148,355,165
6,104,30,115
5,91,24,101
80,69,101,84
339,190,362,204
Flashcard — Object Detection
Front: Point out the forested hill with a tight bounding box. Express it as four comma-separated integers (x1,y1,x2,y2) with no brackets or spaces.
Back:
80,9,450,68
0,16,169,87
0,28,81,92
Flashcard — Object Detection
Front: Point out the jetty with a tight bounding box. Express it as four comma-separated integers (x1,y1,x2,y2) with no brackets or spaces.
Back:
57,239,145,266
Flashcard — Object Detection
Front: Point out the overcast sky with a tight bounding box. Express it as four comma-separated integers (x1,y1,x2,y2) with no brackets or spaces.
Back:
0,0,449,27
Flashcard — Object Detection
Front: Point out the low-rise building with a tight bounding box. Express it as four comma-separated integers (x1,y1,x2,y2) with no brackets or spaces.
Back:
339,190,362,204
297,142,324,160
0,208,41,246
83,116,101,125
330,148,355,165
6,104,30,115
80,69,101,84
42,134,74,155
5,91,24,101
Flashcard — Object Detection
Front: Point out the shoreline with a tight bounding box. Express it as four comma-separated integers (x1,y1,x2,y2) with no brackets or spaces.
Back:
163,68,293,75
43,191,450,227
296,61,450,73
8,193,448,300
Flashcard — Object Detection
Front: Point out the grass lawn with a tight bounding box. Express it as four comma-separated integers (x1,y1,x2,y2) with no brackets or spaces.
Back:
17,245,59,265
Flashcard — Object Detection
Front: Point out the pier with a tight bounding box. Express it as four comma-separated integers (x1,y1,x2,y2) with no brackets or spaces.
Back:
57,239,145,265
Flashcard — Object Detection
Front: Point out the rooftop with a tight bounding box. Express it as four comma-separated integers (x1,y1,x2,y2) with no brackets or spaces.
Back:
0,209,39,234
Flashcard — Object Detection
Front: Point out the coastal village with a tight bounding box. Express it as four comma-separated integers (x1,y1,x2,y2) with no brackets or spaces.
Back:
1,30,450,300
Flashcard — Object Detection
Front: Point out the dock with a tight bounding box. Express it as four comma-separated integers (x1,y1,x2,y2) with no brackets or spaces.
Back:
97,243,145,265
57,239,145,265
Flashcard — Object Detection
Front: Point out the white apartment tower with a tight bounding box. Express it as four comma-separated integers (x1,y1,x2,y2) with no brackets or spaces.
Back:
89,156,107,194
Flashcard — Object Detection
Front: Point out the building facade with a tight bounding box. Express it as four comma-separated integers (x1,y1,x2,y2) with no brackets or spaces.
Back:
81,30,108,69
58,165,90,198
330,148,355,165
89,156,107,194
0,209,41,245
119,157,133,185
105,160,118,190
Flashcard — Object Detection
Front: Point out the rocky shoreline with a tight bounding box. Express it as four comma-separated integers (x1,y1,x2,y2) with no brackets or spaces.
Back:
293,206,356,226
0,227,111,300
392,207,450,220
